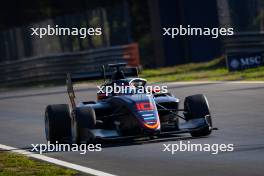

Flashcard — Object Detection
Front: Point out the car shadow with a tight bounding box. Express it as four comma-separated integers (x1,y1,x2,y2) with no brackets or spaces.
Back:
99,134,207,148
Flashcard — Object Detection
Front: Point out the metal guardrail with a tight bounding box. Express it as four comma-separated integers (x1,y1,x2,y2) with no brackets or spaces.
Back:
0,43,140,86
223,32,264,71
223,32,264,54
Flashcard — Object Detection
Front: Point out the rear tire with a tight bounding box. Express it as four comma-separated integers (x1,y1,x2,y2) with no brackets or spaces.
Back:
45,104,71,143
175,117,179,130
184,94,212,137
71,107,96,144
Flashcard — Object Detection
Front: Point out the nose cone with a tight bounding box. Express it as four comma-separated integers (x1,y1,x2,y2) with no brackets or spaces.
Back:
133,95,160,130
142,114,160,130
119,94,161,130
140,111,160,130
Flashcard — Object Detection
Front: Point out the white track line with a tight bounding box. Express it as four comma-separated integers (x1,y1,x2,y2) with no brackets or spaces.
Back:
165,81,264,85
0,144,116,176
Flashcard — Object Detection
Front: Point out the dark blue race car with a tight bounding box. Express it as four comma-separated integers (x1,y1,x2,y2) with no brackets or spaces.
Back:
45,63,215,144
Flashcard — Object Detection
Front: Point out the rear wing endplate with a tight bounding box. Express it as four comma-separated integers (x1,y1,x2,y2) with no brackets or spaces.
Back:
66,73,76,109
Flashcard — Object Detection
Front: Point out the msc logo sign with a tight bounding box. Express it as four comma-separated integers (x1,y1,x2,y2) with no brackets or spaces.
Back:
227,53,264,71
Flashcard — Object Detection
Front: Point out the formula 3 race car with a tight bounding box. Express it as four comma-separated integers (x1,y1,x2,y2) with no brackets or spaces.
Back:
45,63,215,144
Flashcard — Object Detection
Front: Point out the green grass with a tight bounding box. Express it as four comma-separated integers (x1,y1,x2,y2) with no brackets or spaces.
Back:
140,57,264,83
0,151,80,176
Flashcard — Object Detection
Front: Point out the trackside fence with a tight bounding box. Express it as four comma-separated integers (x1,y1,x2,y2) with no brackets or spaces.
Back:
0,43,140,86
223,32,264,71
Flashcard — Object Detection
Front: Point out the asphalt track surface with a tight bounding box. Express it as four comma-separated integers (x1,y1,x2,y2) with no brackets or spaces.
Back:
0,82,264,176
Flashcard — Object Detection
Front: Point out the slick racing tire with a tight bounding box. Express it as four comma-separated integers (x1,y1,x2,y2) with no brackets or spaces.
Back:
184,94,212,137
45,104,71,143
71,107,96,144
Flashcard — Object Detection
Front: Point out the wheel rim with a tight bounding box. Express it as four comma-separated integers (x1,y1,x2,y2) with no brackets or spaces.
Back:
205,115,212,128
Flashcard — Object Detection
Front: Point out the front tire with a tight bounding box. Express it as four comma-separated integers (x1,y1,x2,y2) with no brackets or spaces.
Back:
45,104,71,143
184,94,212,137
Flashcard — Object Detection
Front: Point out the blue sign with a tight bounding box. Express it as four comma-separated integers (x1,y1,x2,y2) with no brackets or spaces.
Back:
226,53,264,71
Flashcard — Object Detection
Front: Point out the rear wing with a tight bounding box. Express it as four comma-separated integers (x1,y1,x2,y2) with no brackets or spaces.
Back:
70,67,138,82
66,64,139,108
103,67,138,80
66,73,76,109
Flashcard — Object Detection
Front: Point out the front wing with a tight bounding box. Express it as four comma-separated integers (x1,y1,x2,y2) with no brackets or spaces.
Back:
90,117,216,140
